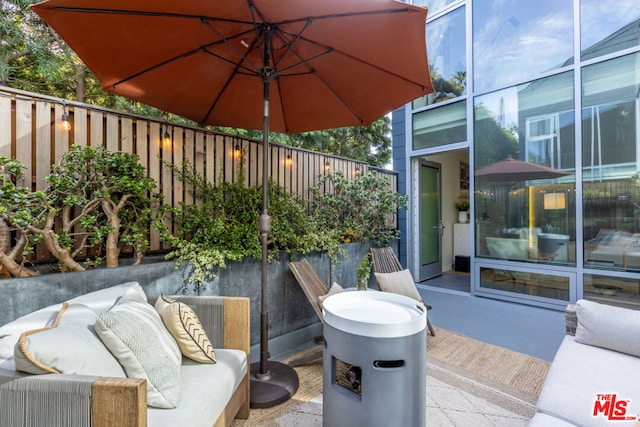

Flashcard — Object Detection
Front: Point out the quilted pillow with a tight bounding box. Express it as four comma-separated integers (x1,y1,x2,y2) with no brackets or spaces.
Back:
95,292,182,408
14,302,126,377
155,295,216,364
374,269,422,302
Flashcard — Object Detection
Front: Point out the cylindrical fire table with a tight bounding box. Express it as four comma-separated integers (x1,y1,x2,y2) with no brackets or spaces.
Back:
322,291,427,427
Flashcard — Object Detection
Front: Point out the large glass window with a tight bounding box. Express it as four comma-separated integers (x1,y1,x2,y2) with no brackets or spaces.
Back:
582,53,640,272
472,0,573,93
413,6,466,109
413,100,466,149
474,72,576,271
480,267,570,301
584,274,640,310
414,0,458,15
581,0,640,61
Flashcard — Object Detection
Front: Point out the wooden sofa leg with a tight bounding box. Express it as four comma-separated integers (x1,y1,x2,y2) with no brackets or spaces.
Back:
92,378,146,427
237,375,250,419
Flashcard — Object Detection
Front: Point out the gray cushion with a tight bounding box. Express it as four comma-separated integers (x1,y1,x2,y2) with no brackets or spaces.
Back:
374,269,422,301
13,303,126,377
536,336,640,426
96,291,182,408
575,299,640,357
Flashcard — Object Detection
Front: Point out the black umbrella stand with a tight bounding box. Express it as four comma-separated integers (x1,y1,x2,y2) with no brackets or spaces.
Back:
249,29,299,409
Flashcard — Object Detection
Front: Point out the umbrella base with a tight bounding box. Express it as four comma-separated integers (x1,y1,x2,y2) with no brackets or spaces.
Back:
249,360,299,408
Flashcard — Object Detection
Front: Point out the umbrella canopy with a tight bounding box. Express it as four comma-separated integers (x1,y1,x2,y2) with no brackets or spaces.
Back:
32,0,434,409
31,0,433,134
475,155,569,183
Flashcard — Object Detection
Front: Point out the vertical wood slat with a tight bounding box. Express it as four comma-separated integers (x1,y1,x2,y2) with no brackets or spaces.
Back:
161,126,173,248
106,114,119,152
90,110,103,147
0,95,11,157
35,101,51,190
205,134,215,185
184,129,194,205
148,122,161,250
215,134,224,185
194,131,205,207
54,103,69,164
173,126,184,219
73,107,87,148
224,136,234,184
121,117,133,154
15,99,32,189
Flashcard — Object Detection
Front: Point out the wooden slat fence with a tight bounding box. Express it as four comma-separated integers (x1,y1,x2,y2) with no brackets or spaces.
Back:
0,86,398,261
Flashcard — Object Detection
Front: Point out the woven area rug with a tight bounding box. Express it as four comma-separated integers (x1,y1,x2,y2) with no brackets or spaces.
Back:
231,327,550,426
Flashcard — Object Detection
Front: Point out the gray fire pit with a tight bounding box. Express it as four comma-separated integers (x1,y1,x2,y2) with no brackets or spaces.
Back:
322,291,427,427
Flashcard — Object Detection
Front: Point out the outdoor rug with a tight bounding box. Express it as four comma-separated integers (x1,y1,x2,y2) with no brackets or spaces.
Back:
231,327,550,426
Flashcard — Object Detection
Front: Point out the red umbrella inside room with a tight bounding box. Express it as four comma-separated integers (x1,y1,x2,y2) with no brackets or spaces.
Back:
31,0,434,408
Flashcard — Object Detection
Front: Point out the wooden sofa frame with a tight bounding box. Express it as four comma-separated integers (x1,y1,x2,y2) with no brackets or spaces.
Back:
0,295,250,427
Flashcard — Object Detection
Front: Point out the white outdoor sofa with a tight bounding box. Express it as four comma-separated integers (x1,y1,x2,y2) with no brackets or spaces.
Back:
530,299,640,426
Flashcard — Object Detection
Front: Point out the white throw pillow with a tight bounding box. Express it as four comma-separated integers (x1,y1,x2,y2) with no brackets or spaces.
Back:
374,269,422,302
95,292,182,408
155,295,216,364
14,302,126,377
575,299,640,357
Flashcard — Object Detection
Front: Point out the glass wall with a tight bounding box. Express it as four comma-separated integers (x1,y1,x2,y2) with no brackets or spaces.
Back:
472,0,573,92
474,72,576,271
581,0,640,61
582,53,640,272
413,6,466,109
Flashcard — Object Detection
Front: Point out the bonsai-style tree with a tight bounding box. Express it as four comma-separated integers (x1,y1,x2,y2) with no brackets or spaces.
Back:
44,145,157,268
0,146,157,277
0,157,44,277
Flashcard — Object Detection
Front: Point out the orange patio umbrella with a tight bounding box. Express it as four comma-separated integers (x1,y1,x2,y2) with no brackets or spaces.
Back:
32,0,434,408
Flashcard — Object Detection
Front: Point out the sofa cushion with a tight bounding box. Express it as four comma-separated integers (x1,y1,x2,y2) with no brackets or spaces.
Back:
155,295,216,364
0,281,146,360
536,336,640,426
575,299,640,357
147,349,247,427
95,291,182,408
374,269,422,302
14,302,126,377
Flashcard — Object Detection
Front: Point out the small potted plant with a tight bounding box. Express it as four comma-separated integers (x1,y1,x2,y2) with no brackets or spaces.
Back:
356,252,372,291
455,200,470,223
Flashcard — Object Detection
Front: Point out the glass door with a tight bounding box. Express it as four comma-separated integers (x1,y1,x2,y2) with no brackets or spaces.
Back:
418,160,443,281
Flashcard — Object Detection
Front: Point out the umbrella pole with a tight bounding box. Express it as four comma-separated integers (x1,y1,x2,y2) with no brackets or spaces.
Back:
249,28,299,409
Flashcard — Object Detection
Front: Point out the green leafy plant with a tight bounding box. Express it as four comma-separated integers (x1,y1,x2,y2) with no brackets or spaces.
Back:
0,146,157,277
455,200,470,211
158,154,345,290
310,171,407,247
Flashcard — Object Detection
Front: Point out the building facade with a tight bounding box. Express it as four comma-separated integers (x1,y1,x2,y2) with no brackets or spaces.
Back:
393,0,640,310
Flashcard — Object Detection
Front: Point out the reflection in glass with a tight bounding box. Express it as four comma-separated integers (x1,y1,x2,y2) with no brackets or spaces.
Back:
581,0,639,61
472,0,573,93
584,274,640,310
480,267,569,300
582,53,640,272
413,100,466,149
414,0,457,14
474,72,576,266
413,6,466,109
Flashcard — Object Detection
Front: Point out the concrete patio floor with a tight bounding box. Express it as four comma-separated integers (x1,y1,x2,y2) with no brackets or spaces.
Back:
418,272,566,362
255,273,565,426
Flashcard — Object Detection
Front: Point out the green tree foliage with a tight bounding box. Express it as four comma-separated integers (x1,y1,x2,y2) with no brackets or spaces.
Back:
157,154,344,290
0,146,156,276
310,170,408,247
